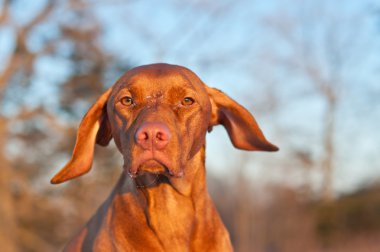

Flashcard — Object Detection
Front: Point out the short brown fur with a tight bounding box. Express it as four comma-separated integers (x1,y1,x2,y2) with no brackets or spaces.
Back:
51,63,278,251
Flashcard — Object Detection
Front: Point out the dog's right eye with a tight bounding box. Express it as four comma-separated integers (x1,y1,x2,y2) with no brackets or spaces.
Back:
182,97,195,106
120,96,134,106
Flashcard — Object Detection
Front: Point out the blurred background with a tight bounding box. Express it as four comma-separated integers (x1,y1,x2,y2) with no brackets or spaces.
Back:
1,0,380,251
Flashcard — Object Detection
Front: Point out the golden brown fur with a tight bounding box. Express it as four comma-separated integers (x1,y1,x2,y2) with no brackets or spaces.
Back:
51,63,278,251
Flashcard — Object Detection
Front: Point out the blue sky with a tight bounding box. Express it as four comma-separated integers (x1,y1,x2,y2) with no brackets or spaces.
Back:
1,0,379,195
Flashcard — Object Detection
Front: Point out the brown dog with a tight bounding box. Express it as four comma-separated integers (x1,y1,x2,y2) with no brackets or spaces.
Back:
51,63,278,251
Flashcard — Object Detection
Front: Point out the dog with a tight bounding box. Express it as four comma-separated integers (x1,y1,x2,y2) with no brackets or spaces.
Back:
51,63,278,251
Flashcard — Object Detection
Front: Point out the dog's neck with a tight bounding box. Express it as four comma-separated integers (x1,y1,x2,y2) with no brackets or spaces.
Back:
111,147,208,249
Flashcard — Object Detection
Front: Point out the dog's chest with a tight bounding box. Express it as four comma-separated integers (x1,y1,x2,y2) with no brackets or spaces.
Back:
144,184,195,250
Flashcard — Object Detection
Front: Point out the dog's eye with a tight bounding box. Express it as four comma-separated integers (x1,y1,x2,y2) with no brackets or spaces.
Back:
182,97,195,106
121,96,134,106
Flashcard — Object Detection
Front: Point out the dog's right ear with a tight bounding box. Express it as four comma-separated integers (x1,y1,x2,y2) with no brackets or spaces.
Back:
50,88,113,184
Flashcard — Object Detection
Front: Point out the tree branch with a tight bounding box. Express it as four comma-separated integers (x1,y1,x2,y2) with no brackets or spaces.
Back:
0,0,10,25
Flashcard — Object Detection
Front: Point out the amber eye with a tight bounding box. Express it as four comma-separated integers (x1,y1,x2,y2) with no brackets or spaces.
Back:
120,96,134,106
182,97,195,106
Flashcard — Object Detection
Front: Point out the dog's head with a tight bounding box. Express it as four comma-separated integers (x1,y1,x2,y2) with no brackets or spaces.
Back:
51,63,278,184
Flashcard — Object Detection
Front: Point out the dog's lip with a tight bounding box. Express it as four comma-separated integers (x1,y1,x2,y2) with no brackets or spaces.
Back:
123,148,185,178
126,156,177,178
138,159,166,174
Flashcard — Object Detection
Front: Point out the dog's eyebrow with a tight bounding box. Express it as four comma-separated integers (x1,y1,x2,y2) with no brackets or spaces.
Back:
172,81,194,90
113,87,131,99
168,85,197,97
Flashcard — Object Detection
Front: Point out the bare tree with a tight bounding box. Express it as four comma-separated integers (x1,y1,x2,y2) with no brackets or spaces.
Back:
261,0,372,201
0,0,125,250
0,1,57,250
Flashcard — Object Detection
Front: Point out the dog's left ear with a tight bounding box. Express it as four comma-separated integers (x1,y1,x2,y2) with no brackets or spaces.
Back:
206,85,278,152
50,88,113,184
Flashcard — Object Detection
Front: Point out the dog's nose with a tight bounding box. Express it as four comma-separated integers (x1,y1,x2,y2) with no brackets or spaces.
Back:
135,122,171,150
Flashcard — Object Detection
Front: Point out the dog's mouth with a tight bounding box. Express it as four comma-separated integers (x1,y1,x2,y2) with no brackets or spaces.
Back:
125,156,183,179
138,159,166,175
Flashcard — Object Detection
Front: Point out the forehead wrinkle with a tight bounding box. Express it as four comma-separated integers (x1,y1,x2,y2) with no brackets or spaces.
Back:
111,66,198,100
129,72,194,91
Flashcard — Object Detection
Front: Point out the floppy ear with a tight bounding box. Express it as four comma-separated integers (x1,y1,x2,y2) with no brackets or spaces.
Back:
206,86,278,152
51,88,113,184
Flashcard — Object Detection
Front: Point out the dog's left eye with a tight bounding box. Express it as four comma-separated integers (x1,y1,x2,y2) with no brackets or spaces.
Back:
182,97,195,106
121,96,134,106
